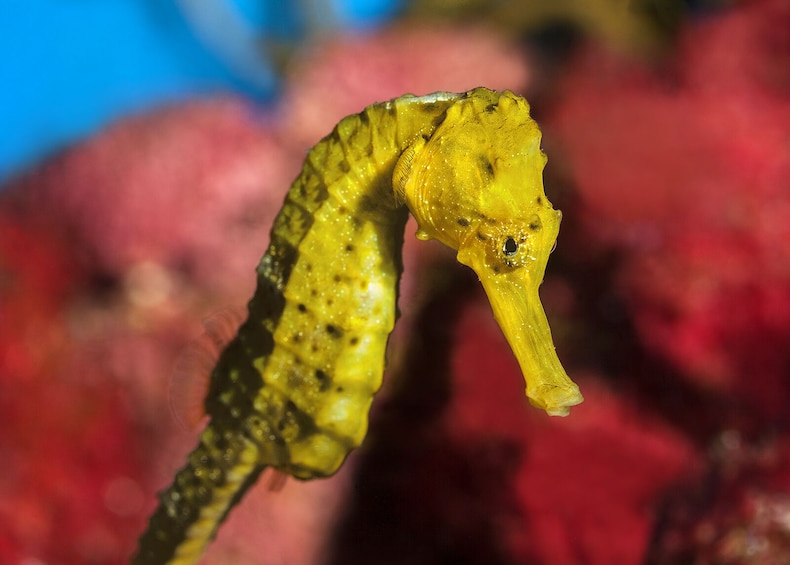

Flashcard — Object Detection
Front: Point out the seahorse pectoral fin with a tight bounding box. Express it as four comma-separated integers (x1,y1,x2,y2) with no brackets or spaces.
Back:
459,251,583,417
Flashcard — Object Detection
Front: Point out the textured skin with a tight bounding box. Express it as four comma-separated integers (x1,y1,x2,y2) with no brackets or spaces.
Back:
133,88,582,564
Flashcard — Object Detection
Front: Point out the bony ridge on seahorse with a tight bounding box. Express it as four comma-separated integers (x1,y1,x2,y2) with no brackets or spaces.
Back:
133,87,583,564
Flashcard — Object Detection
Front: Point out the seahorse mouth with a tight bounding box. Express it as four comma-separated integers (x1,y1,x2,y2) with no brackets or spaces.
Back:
466,261,584,417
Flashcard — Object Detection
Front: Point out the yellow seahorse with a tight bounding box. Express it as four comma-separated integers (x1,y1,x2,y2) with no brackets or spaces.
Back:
133,87,583,564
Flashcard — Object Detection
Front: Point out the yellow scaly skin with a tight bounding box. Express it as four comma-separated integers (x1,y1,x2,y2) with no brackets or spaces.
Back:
133,88,582,564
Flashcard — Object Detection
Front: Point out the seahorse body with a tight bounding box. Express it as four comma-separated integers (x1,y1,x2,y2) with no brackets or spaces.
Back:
133,88,583,564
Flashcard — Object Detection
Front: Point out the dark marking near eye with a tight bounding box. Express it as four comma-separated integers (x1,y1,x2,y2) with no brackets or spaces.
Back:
503,237,519,256
536,196,543,205
359,111,370,124
480,156,494,176
333,274,342,283
345,244,355,252
485,103,497,113
298,303,307,313
339,161,350,173
338,206,348,215
292,334,302,343
529,222,541,231
477,232,487,241
457,218,469,227
349,337,359,346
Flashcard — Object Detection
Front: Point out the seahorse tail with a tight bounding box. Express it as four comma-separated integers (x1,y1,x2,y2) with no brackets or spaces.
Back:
132,426,266,565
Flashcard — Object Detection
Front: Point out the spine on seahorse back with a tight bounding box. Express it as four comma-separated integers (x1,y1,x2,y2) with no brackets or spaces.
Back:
132,93,461,565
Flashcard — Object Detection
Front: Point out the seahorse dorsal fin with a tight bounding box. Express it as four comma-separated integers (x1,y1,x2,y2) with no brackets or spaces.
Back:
169,306,246,432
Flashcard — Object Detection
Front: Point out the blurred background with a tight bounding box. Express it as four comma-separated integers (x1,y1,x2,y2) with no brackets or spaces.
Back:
2,0,790,563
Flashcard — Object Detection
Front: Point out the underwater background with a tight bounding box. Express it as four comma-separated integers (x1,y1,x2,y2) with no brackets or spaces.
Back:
2,0,790,563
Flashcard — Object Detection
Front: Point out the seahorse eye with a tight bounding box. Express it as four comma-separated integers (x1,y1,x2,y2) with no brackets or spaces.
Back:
503,237,519,257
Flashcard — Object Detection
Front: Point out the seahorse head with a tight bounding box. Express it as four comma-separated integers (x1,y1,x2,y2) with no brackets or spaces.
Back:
394,88,583,416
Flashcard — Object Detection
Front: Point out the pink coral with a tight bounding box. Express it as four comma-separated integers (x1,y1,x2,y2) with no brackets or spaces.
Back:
278,25,532,149
6,97,300,300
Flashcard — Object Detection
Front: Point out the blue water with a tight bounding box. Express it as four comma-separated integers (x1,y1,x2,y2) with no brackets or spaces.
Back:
0,0,401,182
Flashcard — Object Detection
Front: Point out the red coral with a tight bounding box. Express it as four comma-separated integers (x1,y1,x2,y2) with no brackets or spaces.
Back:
0,217,147,563
548,0,790,422
449,298,697,564
649,433,790,563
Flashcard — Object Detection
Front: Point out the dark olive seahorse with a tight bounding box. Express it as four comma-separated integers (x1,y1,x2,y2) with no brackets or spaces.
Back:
132,87,583,564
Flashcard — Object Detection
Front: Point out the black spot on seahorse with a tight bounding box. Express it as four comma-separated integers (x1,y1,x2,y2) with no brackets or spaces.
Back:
284,400,320,441
480,156,495,178
326,324,344,339
315,369,331,392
